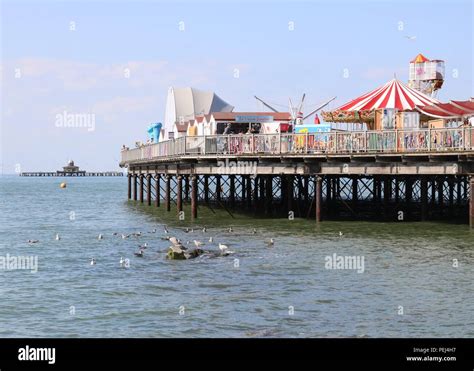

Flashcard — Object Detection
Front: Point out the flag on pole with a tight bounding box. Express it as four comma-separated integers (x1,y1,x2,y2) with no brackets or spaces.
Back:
314,113,320,125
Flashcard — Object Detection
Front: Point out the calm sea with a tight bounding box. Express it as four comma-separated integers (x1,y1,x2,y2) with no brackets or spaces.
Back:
0,175,473,337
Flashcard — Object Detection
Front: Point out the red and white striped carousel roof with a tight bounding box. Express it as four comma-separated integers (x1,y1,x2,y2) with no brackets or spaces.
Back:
336,78,439,111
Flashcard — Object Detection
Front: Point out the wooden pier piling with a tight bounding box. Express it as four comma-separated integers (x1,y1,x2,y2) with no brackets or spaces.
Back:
155,174,160,207
139,175,144,203
133,174,137,201
165,175,171,212
421,177,428,221
470,177,474,228
315,176,322,222
177,175,183,213
191,175,198,219
146,174,152,206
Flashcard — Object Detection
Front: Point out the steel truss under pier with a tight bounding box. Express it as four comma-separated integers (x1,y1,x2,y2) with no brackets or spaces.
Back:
125,155,474,226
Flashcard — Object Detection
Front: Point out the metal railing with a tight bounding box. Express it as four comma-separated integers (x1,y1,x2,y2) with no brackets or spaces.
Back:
121,127,474,163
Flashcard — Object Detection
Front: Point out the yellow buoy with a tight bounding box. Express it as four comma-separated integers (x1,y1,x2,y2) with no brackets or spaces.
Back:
60,182,67,188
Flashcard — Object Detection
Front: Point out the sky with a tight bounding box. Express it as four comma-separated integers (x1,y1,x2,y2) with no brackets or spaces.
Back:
1,0,472,172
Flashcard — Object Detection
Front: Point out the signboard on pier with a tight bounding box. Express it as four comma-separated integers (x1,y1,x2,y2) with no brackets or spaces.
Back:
235,115,274,123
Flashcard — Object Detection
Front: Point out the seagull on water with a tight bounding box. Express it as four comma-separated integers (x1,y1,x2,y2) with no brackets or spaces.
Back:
134,250,144,257
218,243,234,255
209,237,213,243
138,243,148,249
252,228,257,234
169,237,181,246
266,238,274,247
119,257,126,267
202,227,207,233
228,227,233,233
55,233,61,241
90,258,96,265
218,243,229,252
98,234,103,240
121,234,129,239
27,239,39,244
164,226,169,234
194,240,204,248
339,231,344,237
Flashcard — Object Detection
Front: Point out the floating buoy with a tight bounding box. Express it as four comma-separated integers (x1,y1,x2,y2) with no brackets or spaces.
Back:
60,182,67,188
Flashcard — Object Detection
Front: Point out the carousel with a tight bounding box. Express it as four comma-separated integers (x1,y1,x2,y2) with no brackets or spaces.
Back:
321,78,440,130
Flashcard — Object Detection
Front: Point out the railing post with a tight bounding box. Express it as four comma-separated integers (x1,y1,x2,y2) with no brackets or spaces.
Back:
279,132,282,154
365,130,369,152
428,128,431,152
395,129,398,153
305,132,308,154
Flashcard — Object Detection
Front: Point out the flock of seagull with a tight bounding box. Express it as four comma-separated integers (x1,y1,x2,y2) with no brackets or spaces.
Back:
26,226,278,266
26,227,345,266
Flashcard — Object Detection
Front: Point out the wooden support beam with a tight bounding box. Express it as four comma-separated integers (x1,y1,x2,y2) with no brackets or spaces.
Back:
280,175,287,213
327,176,332,202
177,175,183,213
394,178,399,203
315,176,322,222
438,178,444,217
155,174,160,207
191,175,197,219
165,175,171,212
406,177,413,219
229,175,235,209
448,177,454,217
259,175,265,210
184,175,190,201
352,176,358,210
456,177,462,205
421,177,428,221
253,176,259,212
216,175,221,202
246,175,252,210
303,175,309,204
204,175,209,203
127,174,132,199
287,175,293,215
146,174,152,206
139,175,144,203
470,177,474,228
241,176,246,204
384,177,391,203
133,174,137,201
265,175,273,215
431,179,436,205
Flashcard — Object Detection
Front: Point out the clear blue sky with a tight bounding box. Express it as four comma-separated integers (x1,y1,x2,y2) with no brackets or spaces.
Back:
1,0,472,172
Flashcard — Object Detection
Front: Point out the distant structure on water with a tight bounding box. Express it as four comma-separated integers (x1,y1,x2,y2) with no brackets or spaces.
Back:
20,160,123,177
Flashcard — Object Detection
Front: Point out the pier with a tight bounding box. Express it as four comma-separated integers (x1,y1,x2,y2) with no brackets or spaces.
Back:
20,160,123,177
20,171,124,177
120,128,474,227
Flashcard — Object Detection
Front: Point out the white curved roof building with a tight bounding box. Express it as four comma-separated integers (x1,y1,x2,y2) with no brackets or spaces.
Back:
163,87,234,139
